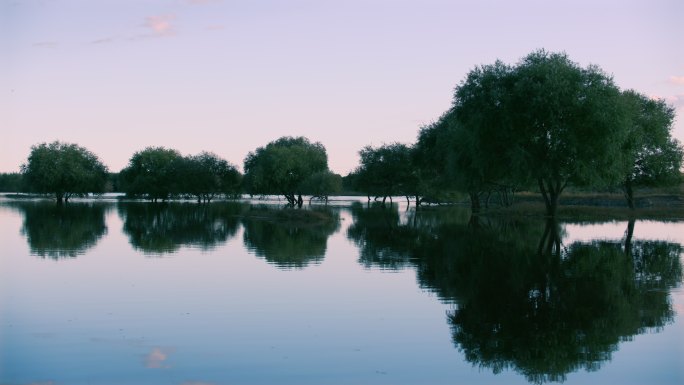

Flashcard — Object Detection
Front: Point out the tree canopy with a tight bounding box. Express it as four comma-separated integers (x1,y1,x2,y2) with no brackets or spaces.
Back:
21,141,109,203
447,50,630,215
620,90,683,208
351,143,418,205
243,136,329,207
177,152,242,202
120,147,183,202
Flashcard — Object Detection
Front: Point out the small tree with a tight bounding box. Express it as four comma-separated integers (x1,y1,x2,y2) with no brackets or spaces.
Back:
178,152,242,203
353,143,417,205
21,141,108,203
300,171,342,204
620,91,683,209
120,147,183,202
243,136,329,207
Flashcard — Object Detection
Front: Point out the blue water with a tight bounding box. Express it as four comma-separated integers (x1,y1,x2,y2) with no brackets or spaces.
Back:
1,200,682,385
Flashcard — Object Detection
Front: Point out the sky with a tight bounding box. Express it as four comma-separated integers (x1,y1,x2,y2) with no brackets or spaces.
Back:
2,0,683,174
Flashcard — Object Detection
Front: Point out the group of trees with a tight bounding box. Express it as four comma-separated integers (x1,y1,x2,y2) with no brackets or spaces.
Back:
17,137,342,207
348,50,682,216
12,50,683,213
120,148,241,203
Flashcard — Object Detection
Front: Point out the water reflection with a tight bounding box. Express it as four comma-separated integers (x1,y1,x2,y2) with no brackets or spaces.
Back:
6,201,109,259
242,207,340,269
117,202,243,254
347,202,418,269
346,206,683,383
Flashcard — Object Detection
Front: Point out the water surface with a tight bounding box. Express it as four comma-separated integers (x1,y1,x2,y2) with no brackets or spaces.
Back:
1,200,683,384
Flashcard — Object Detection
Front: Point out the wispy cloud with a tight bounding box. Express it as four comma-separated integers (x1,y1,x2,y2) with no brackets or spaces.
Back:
144,347,174,368
670,76,684,86
90,36,116,44
33,41,58,48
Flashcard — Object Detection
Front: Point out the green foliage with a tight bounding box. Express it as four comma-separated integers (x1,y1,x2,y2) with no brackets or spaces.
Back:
620,90,683,208
450,50,629,215
300,171,342,203
0,172,24,192
21,141,109,203
177,152,242,202
352,143,417,201
120,147,183,201
243,136,329,206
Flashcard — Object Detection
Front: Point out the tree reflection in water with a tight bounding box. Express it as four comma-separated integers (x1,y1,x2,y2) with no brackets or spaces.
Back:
346,205,683,383
117,202,243,255
241,207,340,269
7,201,109,259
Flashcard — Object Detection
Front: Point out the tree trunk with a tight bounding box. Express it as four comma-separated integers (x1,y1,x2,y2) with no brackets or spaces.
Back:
284,194,296,206
415,196,421,207
469,191,481,213
539,178,563,217
297,194,303,208
623,181,635,210
56,192,64,205
624,219,635,258
382,196,387,206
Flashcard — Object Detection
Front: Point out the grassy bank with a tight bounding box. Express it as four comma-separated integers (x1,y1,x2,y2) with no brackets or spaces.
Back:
477,186,684,221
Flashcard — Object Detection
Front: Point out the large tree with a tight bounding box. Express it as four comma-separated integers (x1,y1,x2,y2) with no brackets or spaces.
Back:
453,50,629,216
243,136,329,207
120,147,183,202
620,90,683,209
21,141,108,203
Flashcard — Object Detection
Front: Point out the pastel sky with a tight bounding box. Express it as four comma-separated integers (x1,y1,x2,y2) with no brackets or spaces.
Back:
2,0,683,174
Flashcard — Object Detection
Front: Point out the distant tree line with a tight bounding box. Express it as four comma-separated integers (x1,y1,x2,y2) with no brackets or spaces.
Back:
8,49,683,214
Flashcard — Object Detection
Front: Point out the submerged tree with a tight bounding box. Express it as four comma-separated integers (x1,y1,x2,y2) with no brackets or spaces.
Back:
620,90,683,209
120,147,183,202
243,136,329,207
21,141,108,203
299,171,342,204
177,152,242,202
352,143,418,205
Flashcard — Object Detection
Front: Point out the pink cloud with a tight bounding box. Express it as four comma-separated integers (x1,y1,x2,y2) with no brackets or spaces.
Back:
670,76,684,86
145,15,176,36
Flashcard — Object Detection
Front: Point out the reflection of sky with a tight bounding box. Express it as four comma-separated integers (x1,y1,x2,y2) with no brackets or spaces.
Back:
1,206,683,385
564,220,684,244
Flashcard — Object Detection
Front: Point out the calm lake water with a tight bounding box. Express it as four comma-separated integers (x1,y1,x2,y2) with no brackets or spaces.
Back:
1,199,683,385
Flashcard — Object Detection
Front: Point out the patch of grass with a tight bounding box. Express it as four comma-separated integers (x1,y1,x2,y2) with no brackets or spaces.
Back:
243,206,338,227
